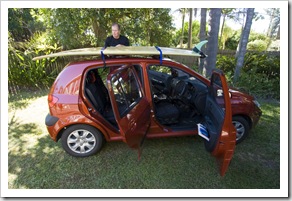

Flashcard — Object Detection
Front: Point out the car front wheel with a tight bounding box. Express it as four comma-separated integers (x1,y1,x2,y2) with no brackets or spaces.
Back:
61,124,104,157
232,116,250,144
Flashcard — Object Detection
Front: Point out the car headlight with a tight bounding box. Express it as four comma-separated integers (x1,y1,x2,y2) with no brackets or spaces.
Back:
253,100,261,108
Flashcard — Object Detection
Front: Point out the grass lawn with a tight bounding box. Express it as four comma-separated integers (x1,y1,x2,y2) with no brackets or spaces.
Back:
7,89,281,190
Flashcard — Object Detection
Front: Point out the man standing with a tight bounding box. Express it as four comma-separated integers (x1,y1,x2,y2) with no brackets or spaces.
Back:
104,23,129,48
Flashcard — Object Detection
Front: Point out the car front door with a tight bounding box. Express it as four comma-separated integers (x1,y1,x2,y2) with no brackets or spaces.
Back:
200,69,236,176
107,65,151,156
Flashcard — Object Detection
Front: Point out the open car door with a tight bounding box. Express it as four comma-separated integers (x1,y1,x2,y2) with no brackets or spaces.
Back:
198,69,236,176
107,65,151,156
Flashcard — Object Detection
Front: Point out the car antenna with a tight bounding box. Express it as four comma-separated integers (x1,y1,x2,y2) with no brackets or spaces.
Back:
192,40,208,58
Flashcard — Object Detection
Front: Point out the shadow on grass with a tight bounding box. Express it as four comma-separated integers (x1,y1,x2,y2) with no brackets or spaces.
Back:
8,116,64,189
8,88,49,110
8,101,280,190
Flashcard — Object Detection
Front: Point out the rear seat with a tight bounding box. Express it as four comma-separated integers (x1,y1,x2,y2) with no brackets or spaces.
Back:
85,70,116,125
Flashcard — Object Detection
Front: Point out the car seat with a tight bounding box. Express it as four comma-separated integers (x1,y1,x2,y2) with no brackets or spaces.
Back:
85,71,116,124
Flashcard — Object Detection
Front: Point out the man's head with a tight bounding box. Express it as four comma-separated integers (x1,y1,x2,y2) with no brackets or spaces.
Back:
111,23,121,39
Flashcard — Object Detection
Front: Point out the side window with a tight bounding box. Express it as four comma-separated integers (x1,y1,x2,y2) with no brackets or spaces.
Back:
149,65,172,75
111,68,142,117
149,65,190,79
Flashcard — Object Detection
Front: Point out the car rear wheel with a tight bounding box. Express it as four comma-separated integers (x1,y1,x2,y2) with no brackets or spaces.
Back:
61,124,104,157
232,116,250,144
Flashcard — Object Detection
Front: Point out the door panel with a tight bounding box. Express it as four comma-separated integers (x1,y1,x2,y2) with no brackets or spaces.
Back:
203,69,236,176
107,66,151,149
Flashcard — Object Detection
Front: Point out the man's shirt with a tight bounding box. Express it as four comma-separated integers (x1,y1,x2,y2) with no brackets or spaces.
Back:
104,35,129,48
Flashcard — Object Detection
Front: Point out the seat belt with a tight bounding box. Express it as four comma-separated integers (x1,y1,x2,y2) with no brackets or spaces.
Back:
85,87,102,113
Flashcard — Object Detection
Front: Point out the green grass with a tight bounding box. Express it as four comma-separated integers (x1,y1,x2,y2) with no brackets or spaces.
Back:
7,90,280,189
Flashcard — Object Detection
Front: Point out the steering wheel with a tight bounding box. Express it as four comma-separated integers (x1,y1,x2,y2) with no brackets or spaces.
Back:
171,79,187,97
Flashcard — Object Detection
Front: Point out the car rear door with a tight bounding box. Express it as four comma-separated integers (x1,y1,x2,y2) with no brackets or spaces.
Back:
107,65,151,156
199,69,236,176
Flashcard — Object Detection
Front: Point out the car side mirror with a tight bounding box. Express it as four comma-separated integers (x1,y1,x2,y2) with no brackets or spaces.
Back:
217,89,232,98
217,89,224,97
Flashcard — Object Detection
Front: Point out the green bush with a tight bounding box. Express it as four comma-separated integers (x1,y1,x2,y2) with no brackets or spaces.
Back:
216,55,236,73
236,72,279,99
247,40,269,51
216,52,280,99
8,32,61,90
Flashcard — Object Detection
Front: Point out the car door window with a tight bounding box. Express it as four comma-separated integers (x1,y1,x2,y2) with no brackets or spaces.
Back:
111,68,142,117
107,66,151,150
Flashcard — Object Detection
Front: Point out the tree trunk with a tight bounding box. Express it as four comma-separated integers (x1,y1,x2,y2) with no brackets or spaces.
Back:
219,14,226,49
235,10,246,58
198,8,207,73
203,8,222,78
234,8,255,82
267,8,275,38
180,9,186,48
276,25,280,39
235,25,243,58
188,8,193,49
91,9,108,46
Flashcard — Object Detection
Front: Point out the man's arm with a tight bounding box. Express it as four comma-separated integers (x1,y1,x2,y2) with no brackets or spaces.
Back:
125,37,129,46
104,37,110,48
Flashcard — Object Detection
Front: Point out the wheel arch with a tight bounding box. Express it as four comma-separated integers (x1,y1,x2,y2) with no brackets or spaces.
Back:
56,122,107,142
232,114,252,130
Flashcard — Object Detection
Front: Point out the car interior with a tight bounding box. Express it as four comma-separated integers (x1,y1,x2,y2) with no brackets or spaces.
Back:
147,65,210,130
84,68,118,127
84,65,143,129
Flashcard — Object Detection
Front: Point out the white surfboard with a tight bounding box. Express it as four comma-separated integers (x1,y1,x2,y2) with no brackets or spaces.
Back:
32,41,208,61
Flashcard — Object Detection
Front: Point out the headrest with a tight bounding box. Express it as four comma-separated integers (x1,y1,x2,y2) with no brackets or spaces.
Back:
88,71,96,83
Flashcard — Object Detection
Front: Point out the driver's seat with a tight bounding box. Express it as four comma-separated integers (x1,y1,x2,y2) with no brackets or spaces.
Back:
155,101,180,125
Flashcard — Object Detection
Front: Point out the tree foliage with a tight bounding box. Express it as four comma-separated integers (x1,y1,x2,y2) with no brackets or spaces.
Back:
175,8,188,48
219,8,237,49
173,20,201,47
8,7,280,99
8,8,45,42
9,8,175,49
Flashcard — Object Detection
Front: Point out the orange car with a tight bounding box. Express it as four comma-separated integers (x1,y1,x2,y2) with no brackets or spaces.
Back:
44,55,261,176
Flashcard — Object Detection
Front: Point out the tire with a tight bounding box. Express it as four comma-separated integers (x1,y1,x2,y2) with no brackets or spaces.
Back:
61,124,104,157
232,116,250,144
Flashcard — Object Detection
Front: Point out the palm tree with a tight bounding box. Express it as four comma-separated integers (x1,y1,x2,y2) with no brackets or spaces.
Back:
199,8,207,73
234,8,255,82
176,8,187,48
235,8,247,58
219,8,235,49
276,25,280,39
203,8,222,77
266,8,280,39
187,8,193,48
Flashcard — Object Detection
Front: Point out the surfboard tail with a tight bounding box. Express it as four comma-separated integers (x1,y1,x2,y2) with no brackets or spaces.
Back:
192,40,208,58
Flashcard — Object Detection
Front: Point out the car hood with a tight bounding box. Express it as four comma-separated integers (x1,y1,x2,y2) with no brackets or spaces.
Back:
229,87,255,100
